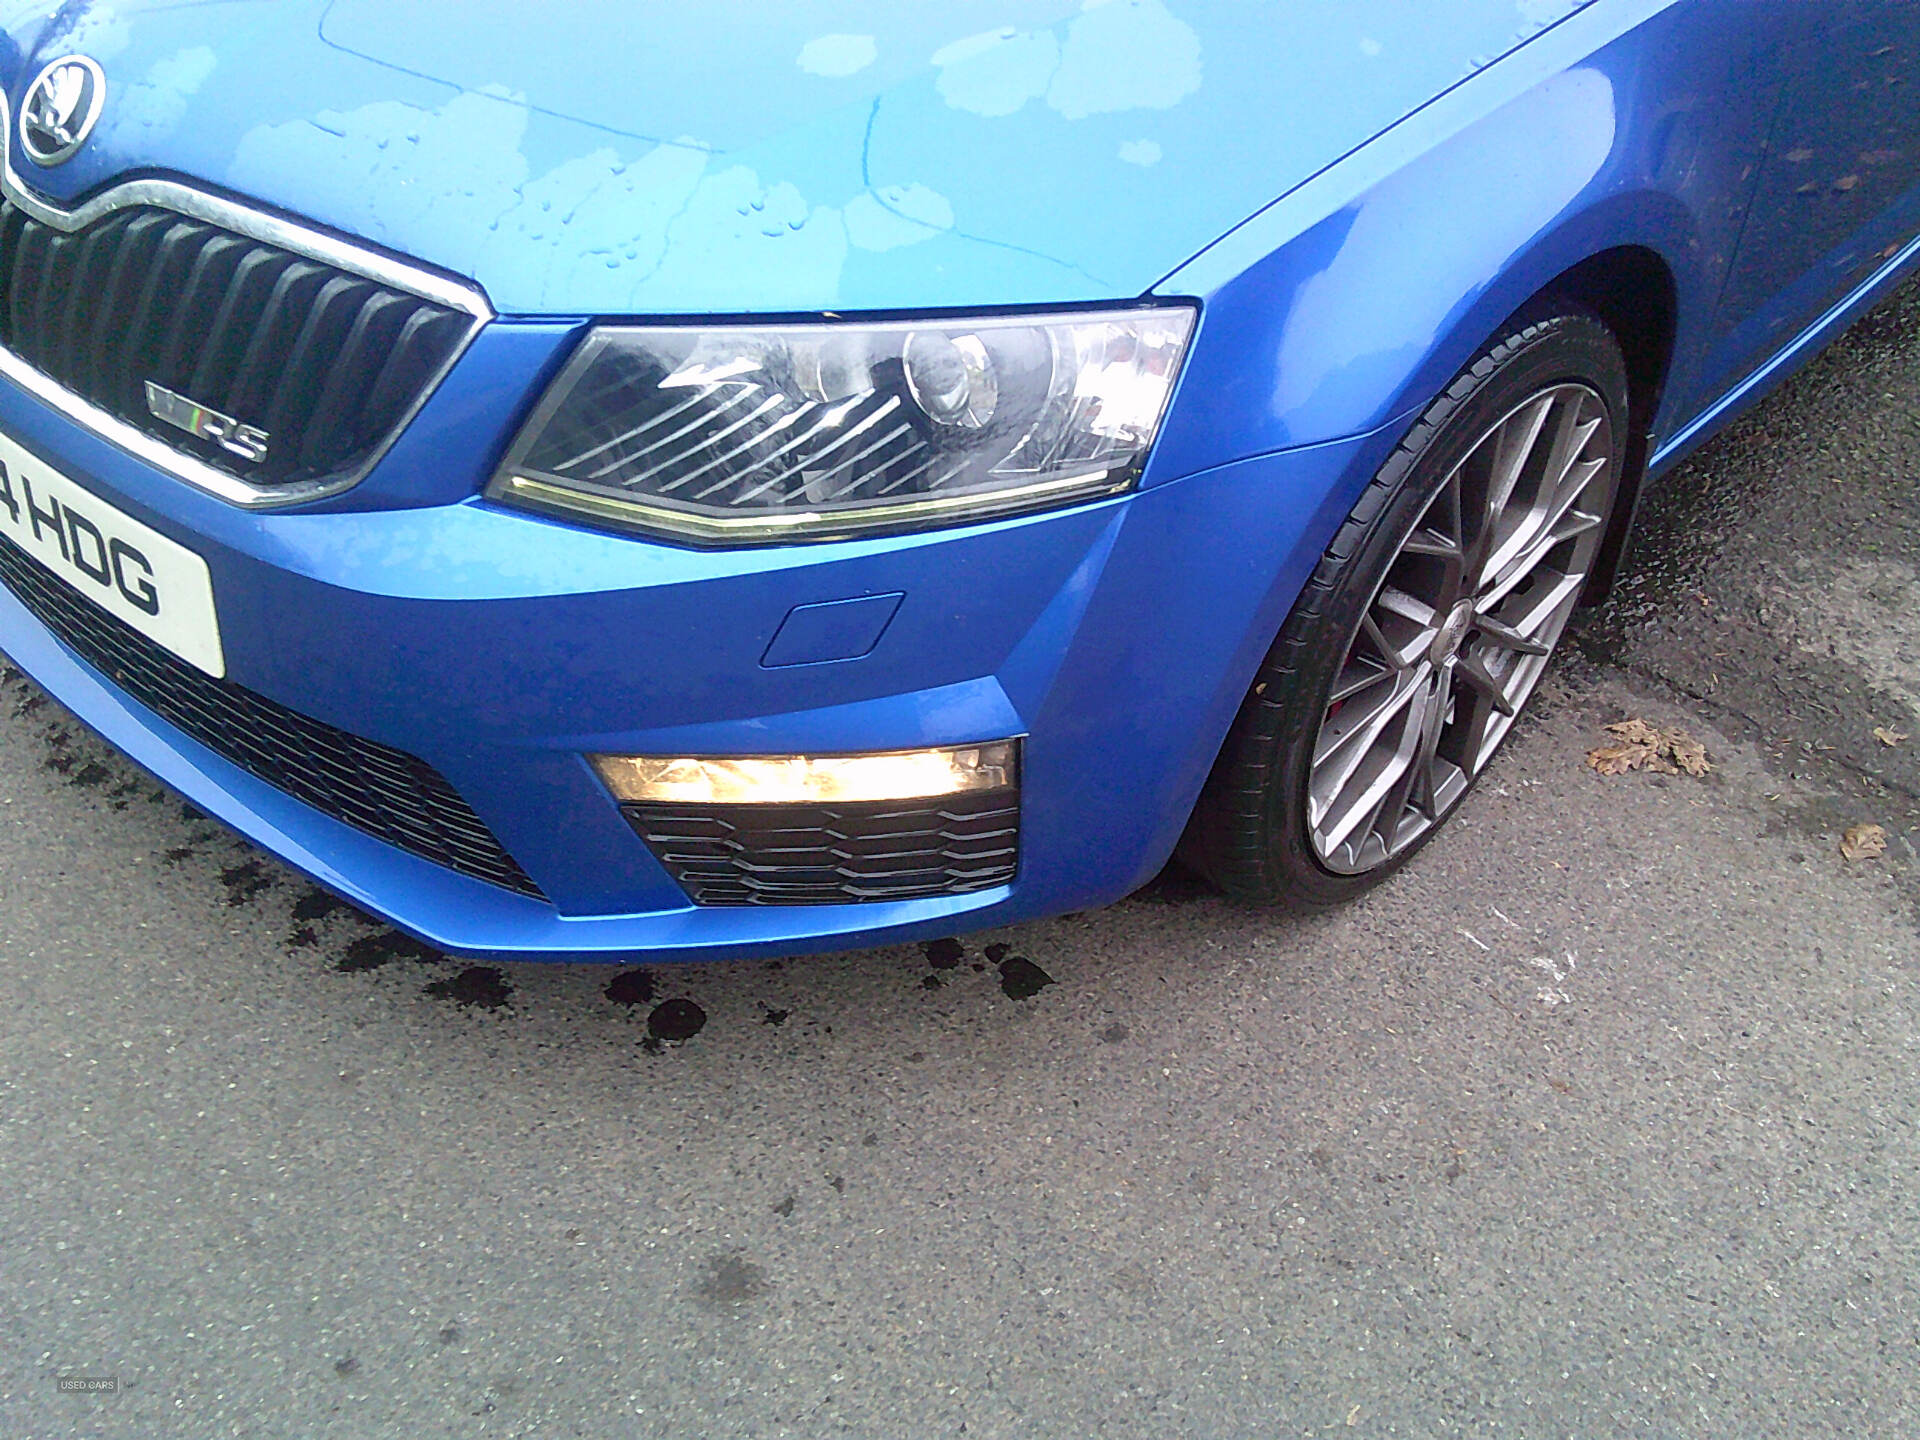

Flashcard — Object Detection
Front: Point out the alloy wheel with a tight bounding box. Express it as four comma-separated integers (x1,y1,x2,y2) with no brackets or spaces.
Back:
1306,382,1616,874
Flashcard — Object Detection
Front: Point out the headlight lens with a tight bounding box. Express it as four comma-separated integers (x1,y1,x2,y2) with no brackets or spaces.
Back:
488,306,1195,544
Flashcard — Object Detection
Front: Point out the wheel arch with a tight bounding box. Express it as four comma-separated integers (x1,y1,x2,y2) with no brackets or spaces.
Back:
1512,241,1682,600
1342,215,1689,602
1153,192,1695,599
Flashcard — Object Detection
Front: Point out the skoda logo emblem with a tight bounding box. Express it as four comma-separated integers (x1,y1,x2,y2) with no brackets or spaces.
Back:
19,55,106,167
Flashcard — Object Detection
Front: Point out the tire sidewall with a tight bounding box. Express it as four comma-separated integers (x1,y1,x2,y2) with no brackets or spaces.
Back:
1206,311,1630,907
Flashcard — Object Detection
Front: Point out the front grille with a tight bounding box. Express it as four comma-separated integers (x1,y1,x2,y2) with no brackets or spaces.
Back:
0,535,544,899
0,198,473,488
625,792,1019,906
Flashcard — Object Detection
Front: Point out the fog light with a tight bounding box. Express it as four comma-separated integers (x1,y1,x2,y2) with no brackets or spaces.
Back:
591,741,1018,806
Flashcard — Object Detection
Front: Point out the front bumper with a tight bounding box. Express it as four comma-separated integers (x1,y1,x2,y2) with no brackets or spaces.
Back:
0,321,1392,963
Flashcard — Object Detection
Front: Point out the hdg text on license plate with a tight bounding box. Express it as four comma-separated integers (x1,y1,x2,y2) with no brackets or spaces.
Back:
0,431,225,677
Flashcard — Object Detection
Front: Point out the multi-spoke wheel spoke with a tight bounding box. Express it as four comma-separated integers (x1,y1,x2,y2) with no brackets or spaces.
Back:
1452,651,1518,716
1473,611,1552,657
1307,381,1615,874
1311,663,1430,805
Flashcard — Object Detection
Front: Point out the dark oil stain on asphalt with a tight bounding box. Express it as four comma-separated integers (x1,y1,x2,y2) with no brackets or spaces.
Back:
923,937,963,968
333,1356,358,1377
219,859,275,906
999,954,1055,1000
696,1253,771,1310
39,726,75,775
604,968,655,1006
287,888,369,953
69,760,111,788
647,998,707,1043
335,930,445,973
1101,1022,1130,1043
423,966,513,1009
292,888,353,924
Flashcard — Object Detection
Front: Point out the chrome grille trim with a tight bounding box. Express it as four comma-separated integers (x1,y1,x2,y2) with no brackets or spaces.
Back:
0,90,493,508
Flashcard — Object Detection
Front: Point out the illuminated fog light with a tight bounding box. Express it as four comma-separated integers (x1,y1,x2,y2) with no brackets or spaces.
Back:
591,741,1018,806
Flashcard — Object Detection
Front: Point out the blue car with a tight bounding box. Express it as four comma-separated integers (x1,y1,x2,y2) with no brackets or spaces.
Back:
0,2,1914,962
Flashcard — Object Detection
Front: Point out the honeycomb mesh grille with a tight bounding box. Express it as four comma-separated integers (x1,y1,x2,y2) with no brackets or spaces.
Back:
0,199,473,488
624,792,1019,906
0,534,544,899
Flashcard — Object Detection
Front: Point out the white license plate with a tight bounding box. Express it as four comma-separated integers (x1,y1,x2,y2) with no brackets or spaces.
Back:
0,430,224,677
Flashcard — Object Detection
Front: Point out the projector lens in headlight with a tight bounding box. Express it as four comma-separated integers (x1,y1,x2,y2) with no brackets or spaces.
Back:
488,306,1195,544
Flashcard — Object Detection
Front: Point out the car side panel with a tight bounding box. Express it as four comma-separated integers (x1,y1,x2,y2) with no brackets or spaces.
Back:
1151,0,1781,473
1698,1,1920,415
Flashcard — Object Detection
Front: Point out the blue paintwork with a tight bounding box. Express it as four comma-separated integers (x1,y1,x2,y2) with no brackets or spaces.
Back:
2,0,1599,316
0,1,1916,961
1696,2,1920,412
762,593,905,669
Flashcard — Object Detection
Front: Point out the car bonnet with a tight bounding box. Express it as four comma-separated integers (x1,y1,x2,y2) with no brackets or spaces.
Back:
2,0,1596,315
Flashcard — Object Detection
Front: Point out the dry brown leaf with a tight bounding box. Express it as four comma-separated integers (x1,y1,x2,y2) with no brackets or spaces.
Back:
1585,741,1651,776
1585,719,1711,778
1840,823,1888,862
1665,731,1711,778
1873,726,1909,747
1586,718,1662,775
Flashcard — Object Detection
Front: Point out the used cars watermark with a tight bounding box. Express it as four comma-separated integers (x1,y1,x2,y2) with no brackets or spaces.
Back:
56,1375,117,1393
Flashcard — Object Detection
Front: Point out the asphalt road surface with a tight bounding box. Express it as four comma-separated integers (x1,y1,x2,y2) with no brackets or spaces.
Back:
3,283,1918,1440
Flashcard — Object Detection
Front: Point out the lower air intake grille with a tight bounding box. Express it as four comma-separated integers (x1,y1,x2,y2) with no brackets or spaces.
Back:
0,536,544,899
625,792,1019,906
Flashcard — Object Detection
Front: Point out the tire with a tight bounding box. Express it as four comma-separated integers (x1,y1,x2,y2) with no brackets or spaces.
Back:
1181,307,1630,907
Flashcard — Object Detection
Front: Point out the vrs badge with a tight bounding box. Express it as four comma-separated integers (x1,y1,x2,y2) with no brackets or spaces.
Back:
144,382,272,464
18,55,106,167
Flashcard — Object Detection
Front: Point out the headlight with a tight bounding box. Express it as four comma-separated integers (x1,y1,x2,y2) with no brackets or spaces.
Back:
487,306,1196,545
